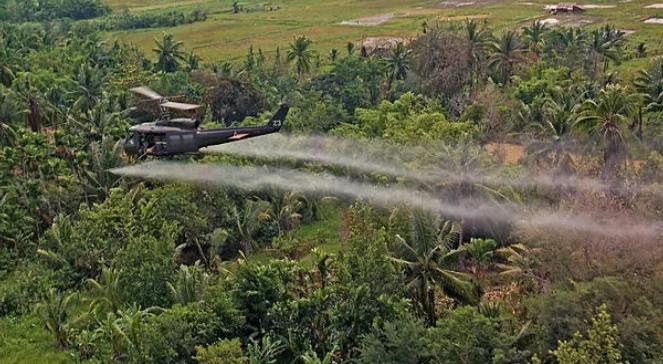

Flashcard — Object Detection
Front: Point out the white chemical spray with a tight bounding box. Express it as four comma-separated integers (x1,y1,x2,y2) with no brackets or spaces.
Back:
202,134,639,194
110,161,662,239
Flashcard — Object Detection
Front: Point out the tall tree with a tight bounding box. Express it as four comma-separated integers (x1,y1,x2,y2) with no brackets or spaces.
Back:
391,211,477,326
553,27,586,69
522,20,548,58
71,63,104,113
586,28,621,78
286,35,315,80
382,42,411,89
152,32,186,73
633,59,663,140
526,88,580,173
575,84,639,180
464,19,492,88
487,30,525,84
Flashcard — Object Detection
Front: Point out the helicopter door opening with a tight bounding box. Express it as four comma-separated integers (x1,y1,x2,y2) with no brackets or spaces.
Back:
142,133,167,154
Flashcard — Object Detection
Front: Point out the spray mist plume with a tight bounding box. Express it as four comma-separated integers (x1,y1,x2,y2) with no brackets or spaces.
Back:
203,134,654,195
110,161,662,239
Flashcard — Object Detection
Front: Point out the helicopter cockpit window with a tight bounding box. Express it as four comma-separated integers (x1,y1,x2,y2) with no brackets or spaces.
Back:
126,133,137,145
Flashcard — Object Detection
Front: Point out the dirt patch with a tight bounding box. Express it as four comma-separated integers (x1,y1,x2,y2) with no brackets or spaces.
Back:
439,0,476,7
542,14,601,27
540,17,560,25
644,17,663,24
438,0,501,7
340,13,398,26
645,3,663,8
581,4,616,8
484,143,525,163
621,29,637,36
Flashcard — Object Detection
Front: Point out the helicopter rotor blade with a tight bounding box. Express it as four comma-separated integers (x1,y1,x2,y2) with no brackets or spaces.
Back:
161,101,201,111
130,86,163,100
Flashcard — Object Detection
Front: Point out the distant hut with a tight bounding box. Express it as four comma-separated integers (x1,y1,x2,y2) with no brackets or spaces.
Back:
545,3,585,14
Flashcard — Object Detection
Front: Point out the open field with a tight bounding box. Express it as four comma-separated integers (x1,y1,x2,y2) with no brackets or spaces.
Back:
103,0,663,68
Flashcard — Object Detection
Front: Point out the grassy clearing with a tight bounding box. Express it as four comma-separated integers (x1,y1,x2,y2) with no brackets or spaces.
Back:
0,314,73,364
103,0,663,65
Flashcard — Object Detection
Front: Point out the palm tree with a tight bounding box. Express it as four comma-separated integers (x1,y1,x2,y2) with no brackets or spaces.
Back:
464,19,492,88
286,36,315,80
87,267,123,315
521,20,548,57
526,89,580,172
575,84,640,180
247,336,286,364
382,42,412,89
232,0,242,13
0,36,20,87
233,199,271,252
167,263,209,304
636,43,647,58
71,63,104,113
553,27,586,69
328,48,339,63
36,289,77,347
152,32,186,73
0,90,25,145
496,243,543,292
633,59,663,140
459,238,497,279
346,41,355,56
586,29,619,78
487,30,525,84
186,51,201,71
268,191,304,233
72,136,125,203
391,211,477,326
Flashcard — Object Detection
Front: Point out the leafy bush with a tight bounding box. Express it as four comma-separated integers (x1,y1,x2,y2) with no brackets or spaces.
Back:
551,304,623,364
2,0,109,21
426,306,505,363
358,314,428,364
194,338,244,364
336,93,477,143
139,299,243,363
87,9,208,31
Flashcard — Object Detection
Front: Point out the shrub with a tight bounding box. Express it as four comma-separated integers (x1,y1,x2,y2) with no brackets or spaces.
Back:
551,304,623,364
426,306,502,363
194,338,244,364
358,314,428,364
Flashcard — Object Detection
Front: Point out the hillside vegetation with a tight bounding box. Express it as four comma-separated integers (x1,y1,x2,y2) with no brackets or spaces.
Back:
1,0,663,363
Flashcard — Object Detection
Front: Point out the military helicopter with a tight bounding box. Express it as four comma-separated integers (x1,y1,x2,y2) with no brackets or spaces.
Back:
123,86,288,157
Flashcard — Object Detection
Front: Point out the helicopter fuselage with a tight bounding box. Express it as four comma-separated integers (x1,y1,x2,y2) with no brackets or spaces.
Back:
123,105,288,157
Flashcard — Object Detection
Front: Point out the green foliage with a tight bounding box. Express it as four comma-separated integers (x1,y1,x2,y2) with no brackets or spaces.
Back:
287,95,349,133
339,92,476,143
426,306,504,363
309,56,384,112
2,0,108,22
168,263,210,305
86,9,208,31
551,304,623,364
358,314,428,364
35,289,77,347
195,338,244,364
232,258,300,333
114,234,176,308
139,299,243,363
153,32,186,73
287,36,316,79
247,335,286,364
